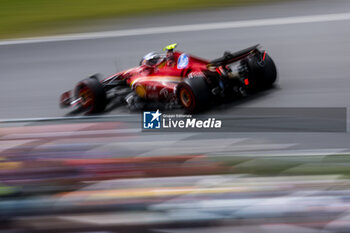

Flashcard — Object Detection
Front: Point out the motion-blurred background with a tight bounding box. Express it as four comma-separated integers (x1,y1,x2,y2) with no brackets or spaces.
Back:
1,0,350,232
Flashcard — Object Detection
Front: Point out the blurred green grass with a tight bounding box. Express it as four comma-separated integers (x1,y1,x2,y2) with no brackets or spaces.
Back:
0,0,279,39
211,154,350,176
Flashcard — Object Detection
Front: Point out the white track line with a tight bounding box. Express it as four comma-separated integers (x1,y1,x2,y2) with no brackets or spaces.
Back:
2,128,141,139
0,114,136,123
1,12,350,46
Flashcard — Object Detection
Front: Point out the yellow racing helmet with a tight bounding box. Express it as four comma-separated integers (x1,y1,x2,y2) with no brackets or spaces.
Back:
163,43,177,52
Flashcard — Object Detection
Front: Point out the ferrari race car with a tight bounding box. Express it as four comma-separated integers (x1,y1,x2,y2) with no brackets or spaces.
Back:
60,43,277,113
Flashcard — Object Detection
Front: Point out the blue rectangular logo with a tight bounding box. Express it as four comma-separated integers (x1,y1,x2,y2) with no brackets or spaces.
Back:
143,110,162,129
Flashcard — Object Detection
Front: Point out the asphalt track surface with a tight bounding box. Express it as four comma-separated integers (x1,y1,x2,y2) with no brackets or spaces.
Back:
1,0,350,150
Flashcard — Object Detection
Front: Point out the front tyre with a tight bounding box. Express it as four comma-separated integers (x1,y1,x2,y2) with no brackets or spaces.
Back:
177,77,210,113
75,77,107,113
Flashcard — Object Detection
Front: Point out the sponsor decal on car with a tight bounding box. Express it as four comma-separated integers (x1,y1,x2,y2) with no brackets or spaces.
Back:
177,53,189,69
188,72,204,79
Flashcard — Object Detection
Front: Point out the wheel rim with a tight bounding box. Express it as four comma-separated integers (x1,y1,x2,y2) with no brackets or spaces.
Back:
135,84,147,98
79,86,94,108
179,88,193,108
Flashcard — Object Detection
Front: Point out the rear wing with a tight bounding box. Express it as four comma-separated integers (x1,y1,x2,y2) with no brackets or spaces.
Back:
210,44,259,66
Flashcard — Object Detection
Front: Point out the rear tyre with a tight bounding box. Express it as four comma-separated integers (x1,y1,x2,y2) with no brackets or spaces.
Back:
75,77,107,113
240,52,277,90
177,77,210,113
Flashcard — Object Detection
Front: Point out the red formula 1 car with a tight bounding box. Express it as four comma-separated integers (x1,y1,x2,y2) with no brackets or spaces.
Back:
60,43,277,113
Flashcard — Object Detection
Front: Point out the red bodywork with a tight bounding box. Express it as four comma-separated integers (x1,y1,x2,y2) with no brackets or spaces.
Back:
104,51,210,101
